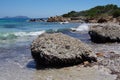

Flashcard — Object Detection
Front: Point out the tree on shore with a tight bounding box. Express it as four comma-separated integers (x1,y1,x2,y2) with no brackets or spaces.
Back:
62,4,120,18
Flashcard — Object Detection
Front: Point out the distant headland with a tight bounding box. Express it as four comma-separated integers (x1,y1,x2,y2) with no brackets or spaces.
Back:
62,4,120,18
47,4,120,23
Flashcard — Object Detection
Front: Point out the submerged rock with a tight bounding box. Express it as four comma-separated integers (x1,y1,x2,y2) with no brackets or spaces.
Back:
31,33,96,68
89,23,120,43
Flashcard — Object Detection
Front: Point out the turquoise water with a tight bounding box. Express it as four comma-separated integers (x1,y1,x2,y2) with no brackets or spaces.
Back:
0,18,79,32
0,18,80,45
0,18,95,80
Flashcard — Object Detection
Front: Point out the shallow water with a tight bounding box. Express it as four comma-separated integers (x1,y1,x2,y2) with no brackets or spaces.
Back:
0,44,34,80
0,19,81,80
0,30,119,80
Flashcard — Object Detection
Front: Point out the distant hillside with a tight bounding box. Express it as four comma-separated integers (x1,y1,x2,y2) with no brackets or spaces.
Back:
3,16,29,19
13,16,29,19
62,4,120,18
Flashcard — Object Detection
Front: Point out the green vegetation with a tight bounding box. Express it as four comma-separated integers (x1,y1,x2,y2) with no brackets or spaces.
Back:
113,9,120,18
62,4,120,18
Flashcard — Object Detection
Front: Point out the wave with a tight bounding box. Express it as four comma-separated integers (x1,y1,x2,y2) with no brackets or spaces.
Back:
14,30,45,37
0,30,45,40
0,28,69,40
70,24,89,32
0,28,71,40
59,21,69,24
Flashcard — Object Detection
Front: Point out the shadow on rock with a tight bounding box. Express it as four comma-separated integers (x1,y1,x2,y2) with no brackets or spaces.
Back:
31,54,97,70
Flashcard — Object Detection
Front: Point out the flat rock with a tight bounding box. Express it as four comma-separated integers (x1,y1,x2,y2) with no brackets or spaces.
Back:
89,23,120,43
31,33,96,68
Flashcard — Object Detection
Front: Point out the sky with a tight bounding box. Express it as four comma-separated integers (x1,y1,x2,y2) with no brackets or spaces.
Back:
0,0,120,18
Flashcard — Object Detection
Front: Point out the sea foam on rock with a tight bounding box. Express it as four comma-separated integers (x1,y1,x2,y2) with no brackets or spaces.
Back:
31,33,96,68
71,24,89,32
89,23,120,43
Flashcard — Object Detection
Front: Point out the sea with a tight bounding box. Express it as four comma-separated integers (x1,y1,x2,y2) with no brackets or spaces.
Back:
0,18,120,80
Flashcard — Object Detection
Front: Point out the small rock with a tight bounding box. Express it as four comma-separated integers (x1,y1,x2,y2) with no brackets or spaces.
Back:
83,61,90,67
96,53,104,57
89,23,120,43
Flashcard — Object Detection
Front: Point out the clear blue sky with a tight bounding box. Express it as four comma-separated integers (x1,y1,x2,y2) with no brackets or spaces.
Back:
0,0,120,18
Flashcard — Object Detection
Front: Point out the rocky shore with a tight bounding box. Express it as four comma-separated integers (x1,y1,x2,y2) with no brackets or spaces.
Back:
47,16,71,22
30,32,120,80
46,16,120,25
28,15,120,25
28,18,47,22
89,42,120,80
30,20,120,80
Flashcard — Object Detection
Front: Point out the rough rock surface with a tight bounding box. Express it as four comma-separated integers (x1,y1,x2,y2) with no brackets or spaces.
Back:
89,23,120,43
31,33,96,68
96,52,120,80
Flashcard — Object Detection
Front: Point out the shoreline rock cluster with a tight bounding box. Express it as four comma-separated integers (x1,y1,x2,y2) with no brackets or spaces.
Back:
85,16,120,24
28,18,46,22
47,16,71,22
28,15,120,25
31,23,120,68
88,23,120,79
47,16,86,23
31,33,97,68
46,16,120,24
30,23,120,79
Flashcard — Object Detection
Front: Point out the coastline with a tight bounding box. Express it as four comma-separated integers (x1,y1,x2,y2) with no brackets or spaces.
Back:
1,2,120,80
0,21,120,80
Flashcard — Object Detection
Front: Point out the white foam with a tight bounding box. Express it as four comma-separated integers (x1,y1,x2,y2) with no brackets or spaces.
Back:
14,30,45,37
59,21,69,24
71,24,89,32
